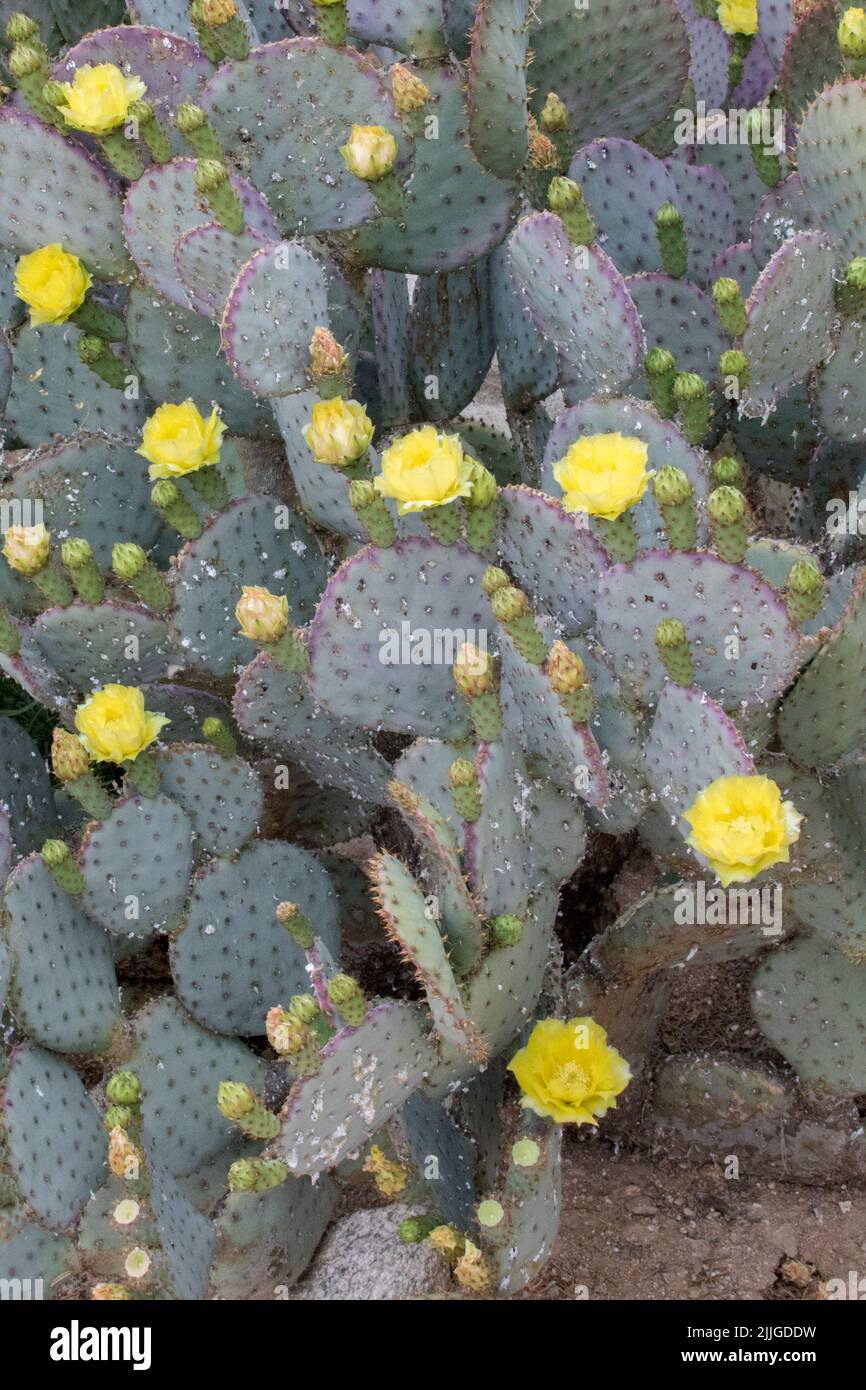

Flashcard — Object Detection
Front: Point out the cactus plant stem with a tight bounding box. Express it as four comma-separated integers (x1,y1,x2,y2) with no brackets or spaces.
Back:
71,301,126,343
97,131,146,181
125,751,161,799
188,467,230,511
593,511,639,563
314,1,349,46
424,504,462,545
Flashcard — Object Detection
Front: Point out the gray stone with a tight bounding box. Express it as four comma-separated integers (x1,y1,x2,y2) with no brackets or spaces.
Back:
290,1204,451,1301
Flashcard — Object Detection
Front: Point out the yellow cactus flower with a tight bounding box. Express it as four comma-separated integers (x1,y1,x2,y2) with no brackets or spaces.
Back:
302,397,374,467
340,124,398,181
75,685,169,765
137,400,226,480
362,1144,410,1198
552,432,653,520
56,63,147,135
374,426,474,515
508,1017,631,1125
235,585,289,643
717,0,758,35
2,522,49,576
14,244,92,327
682,774,802,888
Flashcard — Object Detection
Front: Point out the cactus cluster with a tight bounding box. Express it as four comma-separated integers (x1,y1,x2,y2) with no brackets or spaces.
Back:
1,0,866,1302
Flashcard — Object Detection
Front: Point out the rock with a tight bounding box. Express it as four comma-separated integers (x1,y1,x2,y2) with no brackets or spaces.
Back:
289,1204,452,1301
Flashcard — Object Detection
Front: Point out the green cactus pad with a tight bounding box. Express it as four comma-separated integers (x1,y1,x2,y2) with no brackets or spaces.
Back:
348,0,447,53
466,0,529,182
408,262,496,422
643,682,754,827
154,745,262,856
200,38,405,235
123,157,279,308
220,241,329,396
781,768,866,958
271,389,369,539
0,108,130,278
352,63,517,273
400,1091,477,1230
542,395,710,550
528,0,688,156
779,0,844,122
693,128,783,240
126,287,276,439
4,855,121,1053
498,632,609,807
370,848,485,1055
498,485,609,636
625,272,728,385
490,242,559,412
273,1001,435,1174
0,1044,104,1231
171,495,326,677
596,550,800,706
0,626,74,717
741,230,835,414
777,572,866,767
752,934,866,1093
174,222,270,321
32,601,174,690
209,1173,336,1297
127,996,266,1176
232,651,392,804
487,1123,561,1296
76,1174,160,1279
0,714,60,856
371,269,412,427
171,840,340,1036
521,779,587,893
6,323,144,447
798,80,866,263
651,1052,793,1151
0,1209,73,1295
462,737,531,918
79,793,194,940
509,213,644,397
750,174,818,267
147,1146,216,1300
4,435,163,570
813,318,866,442
306,537,492,740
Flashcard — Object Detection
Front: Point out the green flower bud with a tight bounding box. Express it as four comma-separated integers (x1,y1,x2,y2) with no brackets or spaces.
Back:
467,461,497,508
194,158,229,194
547,175,583,211
712,456,744,488
6,14,39,44
846,256,866,290
288,993,319,1024
106,1070,142,1106
673,371,707,404
111,542,146,581
787,558,823,596
491,913,523,947
176,102,208,133
539,91,569,132
708,485,747,526
217,1080,255,1121
41,839,71,868
61,538,95,570
490,585,527,623
653,465,693,507
645,346,676,377
275,900,314,948
348,478,377,509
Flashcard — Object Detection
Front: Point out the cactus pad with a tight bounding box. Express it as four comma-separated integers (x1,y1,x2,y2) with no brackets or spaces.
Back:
209,1173,336,1297
174,223,270,322
221,241,329,396
32,602,174,690
777,572,866,767
155,746,262,856
497,485,609,636
643,682,754,822
6,323,144,447
741,230,835,414
79,793,194,939
466,0,529,183
0,715,59,856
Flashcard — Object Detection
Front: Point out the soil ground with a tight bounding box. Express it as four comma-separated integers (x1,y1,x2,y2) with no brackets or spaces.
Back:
521,1141,866,1300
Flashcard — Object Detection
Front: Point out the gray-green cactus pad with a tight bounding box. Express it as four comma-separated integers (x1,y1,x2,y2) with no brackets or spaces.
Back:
497,486,609,636
148,1147,216,1300
32,602,174,690
596,550,801,706
0,109,130,279
408,263,495,421
79,793,194,940
0,1208,73,1294
4,856,120,1054
171,495,327,676
221,241,329,397
127,997,266,1176
466,0,529,182
463,737,532,918
741,230,835,414
307,537,492,740
752,934,866,1093
209,1174,336,1298
0,1044,105,1231
643,682,754,823
0,714,59,856
155,746,262,857
273,1001,435,1174
174,223,271,322
5,324,144,448
813,318,866,443
777,572,866,767
797,79,866,260
400,1091,477,1230
170,840,340,1035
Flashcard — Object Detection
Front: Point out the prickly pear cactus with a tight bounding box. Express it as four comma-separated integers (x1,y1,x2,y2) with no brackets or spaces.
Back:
1,0,865,1305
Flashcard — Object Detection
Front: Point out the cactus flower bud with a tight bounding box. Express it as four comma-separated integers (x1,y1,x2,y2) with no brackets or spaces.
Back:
3,522,49,575
645,346,676,378
391,64,430,114
9,43,44,78
482,565,509,597
111,542,146,581
51,727,90,783
539,91,569,132
235,585,289,643
327,972,367,1026
491,913,523,947
276,900,315,948
203,0,238,20
490,585,528,624
448,758,477,789
289,993,320,1024
40,839,69,867
656,201,682,230
176,101,207,133
713,455,744,488
653,465,693,508
546,639,587,695
708,484,747,526
5,13,39,44
720,348,750,389
453,642,494,697
92,1283,133,1300
340,124,398,181
265,1005,308,1055
527,116,558,169
673,371,707,404
308,326,349,383
788,558,823,596
348,478,377,510
655,617,688,649
398,1215,438,1244
713,276,748,336
428,1224,463,1256
839,6,866,58
104,1105,134,1133
106,1070,141,1106
60,537,94,570
302,396,374,467
217,1080,255,1121
547,176,582,212
846,255,866,289
194,158,229,194
454,1239,493,1292
228,1157,289,1192
466,460,497,508
363,1144,410,1198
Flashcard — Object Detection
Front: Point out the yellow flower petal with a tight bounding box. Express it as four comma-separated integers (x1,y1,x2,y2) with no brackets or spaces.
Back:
138,401,226,479
374,427,474,514
58,64,147,136
682,774,802,886
14,244,91,327
552,433,652,520
507,1017,631,1126
74,685,169,764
